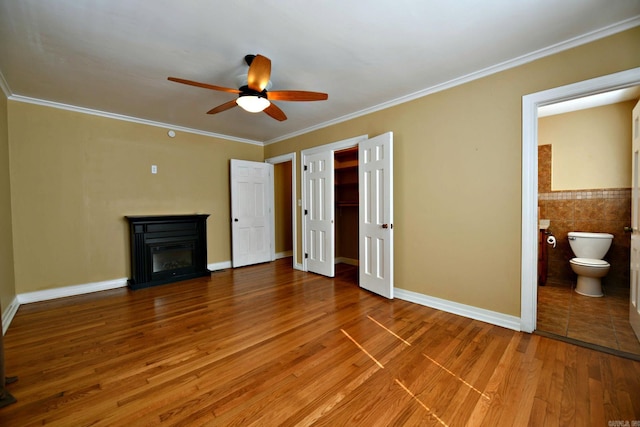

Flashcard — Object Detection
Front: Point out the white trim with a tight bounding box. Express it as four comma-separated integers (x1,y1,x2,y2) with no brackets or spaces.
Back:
17,277,128,304
301,134,367,156
265,152,298,269
208,261,232,271
301,135,368,272
521,67,640,333
7,95,263,146
294,262,304,271
0,71,11,99
395,288,521,331
2,297,20,335
264,17,640,146
335,257,358,266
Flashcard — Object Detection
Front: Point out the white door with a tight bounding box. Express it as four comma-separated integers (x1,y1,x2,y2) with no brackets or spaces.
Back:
304,150,335,277
359,132,394,298
630,100,640,341
230,159,273,268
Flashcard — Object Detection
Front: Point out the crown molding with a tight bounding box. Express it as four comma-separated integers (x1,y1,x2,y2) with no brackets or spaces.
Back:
7,94,264,146
264,17,640,145
4,17,638,147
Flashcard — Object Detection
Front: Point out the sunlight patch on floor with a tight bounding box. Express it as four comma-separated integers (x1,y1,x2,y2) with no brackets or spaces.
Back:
340,329,384,368
394,379,449,427
367,315,412,346
422,354,490,400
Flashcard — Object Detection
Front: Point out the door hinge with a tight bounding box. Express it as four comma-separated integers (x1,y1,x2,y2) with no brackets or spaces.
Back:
304,165,308,171
304,209,308,215
305,253,309,259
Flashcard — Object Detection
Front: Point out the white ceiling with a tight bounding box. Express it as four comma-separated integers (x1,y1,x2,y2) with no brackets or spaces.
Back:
1,1,639,144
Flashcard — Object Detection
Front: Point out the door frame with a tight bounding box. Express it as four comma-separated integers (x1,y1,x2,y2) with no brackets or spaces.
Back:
265,153,299,269
301,134,368,272
520,67,640,332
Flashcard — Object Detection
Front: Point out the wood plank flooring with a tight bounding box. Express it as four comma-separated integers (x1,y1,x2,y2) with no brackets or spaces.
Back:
1,259,639,426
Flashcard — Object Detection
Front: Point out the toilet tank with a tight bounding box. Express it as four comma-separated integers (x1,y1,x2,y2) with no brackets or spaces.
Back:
567,232,613,259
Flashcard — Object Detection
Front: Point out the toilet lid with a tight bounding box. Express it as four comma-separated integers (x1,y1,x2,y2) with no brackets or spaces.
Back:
570,258,609,267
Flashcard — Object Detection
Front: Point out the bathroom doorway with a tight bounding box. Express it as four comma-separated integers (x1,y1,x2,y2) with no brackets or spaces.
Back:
535,93,639,356
521,67,640,357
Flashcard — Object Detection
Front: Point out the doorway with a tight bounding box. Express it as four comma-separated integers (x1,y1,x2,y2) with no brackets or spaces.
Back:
301,135,364,277
265,153,298,269
520,67,640,337
535,96,640,355
301,133,395,299
334,147,359,267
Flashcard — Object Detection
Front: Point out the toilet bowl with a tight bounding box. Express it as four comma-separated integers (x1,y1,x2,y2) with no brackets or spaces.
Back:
567,232,613,297
569,258,610,297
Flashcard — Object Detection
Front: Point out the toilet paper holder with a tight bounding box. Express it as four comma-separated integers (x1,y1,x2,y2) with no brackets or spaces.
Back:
544,230,556,248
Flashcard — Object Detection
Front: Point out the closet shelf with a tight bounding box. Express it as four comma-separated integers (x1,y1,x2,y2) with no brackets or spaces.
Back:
335,164,358,171
337,201,358,207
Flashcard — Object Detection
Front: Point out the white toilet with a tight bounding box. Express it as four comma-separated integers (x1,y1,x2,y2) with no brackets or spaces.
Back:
567,231,613,297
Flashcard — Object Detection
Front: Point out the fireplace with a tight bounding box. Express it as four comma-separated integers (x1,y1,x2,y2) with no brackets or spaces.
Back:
126,214,210,290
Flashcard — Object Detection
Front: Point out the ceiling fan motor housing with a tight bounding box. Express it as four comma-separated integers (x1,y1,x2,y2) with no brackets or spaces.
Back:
238,85,268,99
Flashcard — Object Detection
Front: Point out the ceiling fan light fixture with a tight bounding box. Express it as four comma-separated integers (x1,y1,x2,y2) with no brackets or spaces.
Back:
236,94,270,113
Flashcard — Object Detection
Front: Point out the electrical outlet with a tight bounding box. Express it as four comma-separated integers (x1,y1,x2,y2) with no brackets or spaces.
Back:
151,165,157,174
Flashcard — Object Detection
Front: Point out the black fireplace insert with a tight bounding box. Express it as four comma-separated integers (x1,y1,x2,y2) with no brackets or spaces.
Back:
126,214,210,290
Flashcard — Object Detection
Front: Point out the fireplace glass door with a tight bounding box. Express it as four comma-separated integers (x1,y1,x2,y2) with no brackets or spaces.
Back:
150,242,196,280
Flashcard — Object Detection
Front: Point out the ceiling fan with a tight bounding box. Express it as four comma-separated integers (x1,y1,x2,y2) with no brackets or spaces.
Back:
168,54,328,121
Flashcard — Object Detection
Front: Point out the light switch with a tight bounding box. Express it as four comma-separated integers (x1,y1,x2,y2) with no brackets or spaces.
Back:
151,165,157,174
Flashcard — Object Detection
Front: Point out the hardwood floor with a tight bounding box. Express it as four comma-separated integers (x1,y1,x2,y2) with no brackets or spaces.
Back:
1,259,639,426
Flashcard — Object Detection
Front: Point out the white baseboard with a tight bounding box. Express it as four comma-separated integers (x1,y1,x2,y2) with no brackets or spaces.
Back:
2,296,20,335
208,261,232,272
6,270,520,335
394,288,521,331
17,277,128,305
294,262,304,271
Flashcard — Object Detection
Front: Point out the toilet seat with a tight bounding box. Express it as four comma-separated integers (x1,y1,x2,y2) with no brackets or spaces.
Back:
570,258,610,268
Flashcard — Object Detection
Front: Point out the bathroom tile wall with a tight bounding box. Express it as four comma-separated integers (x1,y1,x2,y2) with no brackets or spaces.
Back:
538,145,631,288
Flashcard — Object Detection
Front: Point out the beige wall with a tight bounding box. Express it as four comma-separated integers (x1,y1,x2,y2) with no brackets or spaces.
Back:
0,93,16,313
8,102,263,293
264,27,640,317
539,100,635,190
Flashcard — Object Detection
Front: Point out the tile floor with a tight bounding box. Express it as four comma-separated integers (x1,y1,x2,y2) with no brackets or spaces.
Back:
537,278,640,356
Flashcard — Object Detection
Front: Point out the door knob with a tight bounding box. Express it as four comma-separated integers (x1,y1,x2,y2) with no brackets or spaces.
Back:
234,218,239,222
382,223,388,229
624,226,634,232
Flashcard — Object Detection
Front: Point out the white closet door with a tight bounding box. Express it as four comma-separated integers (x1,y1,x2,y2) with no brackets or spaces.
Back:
304,150,335,277
359,132,394,298
230,159,273,268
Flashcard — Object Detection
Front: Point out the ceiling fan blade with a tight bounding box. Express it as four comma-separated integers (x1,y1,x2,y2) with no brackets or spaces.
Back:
247,54,271,92
267,90,328,102
207,99,238,115
264,103,287,121
168,77,240,94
